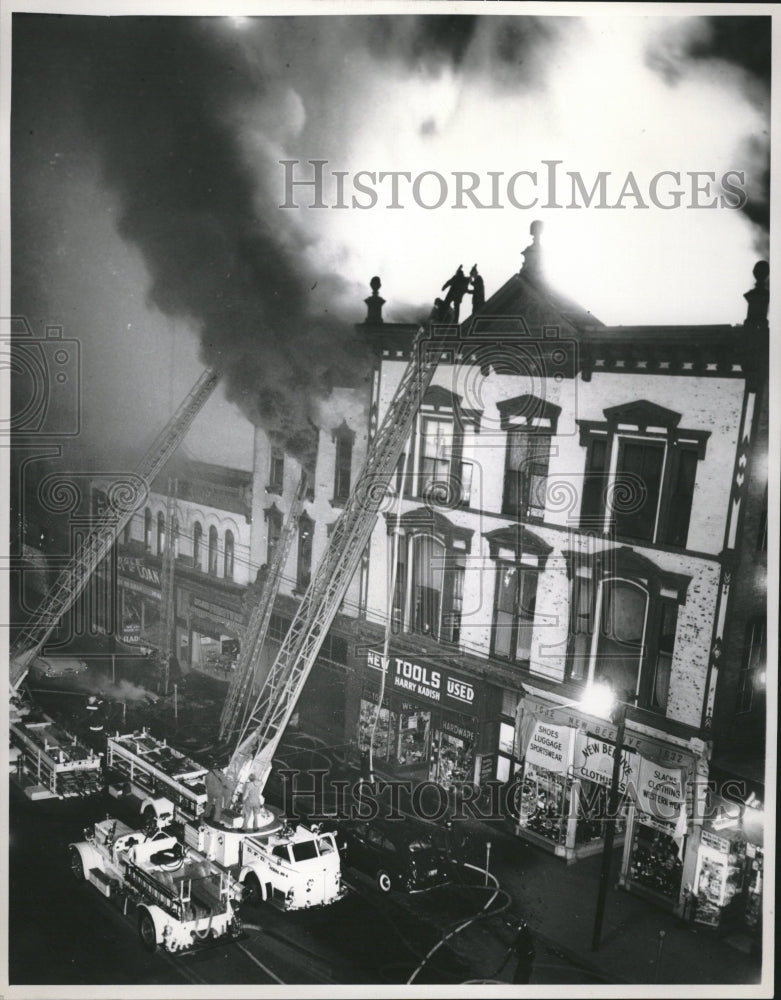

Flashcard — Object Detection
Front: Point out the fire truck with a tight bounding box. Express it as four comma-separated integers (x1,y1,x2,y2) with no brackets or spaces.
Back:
10,712,103,799
69,815,242,953
104,726,345,910
105,728,208,825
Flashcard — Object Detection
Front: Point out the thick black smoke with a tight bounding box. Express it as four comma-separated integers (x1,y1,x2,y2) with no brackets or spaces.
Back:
15,14,370,468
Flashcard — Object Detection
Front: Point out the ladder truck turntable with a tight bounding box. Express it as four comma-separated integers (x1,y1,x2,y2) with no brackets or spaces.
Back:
69,815,242,954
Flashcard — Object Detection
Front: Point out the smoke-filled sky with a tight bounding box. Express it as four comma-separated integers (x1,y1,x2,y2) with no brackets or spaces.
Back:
8,8,772,472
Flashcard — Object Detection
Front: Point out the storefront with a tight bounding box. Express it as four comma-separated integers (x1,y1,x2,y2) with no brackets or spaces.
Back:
357,648,481,790
116,556,162,650
515,692,700,904
184,590,244,677
691,780,764,946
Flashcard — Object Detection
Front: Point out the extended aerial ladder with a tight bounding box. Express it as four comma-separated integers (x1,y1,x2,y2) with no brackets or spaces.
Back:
9,368,220,693
158,479,178,695
217,320,449,809
218,471,309,743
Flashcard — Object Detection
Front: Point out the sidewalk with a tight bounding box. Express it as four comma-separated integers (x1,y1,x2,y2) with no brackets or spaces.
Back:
467,824,764,987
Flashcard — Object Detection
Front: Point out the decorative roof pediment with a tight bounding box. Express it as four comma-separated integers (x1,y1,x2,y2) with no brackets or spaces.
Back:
496,394,562,433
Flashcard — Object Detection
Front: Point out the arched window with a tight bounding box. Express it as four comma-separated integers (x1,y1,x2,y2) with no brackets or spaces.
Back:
297,514,314,590
192,522,203,570
157,511,165,555
412,535,445,637
564,547,688,713
594,579,648,704
144,508,152,550
332,422,355,504
224,530,234,581
266,506,282,565
208,526,218,576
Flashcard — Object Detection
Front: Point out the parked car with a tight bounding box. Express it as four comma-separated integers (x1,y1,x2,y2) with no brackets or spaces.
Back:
30,655,88,679
329,817,451,893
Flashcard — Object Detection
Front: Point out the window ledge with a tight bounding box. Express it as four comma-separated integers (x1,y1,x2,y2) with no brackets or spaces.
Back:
329,496,348,509
265,483,283,495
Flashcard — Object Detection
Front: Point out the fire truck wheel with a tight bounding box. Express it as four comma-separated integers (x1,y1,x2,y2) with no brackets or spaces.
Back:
376,870,393,893
243,873,263,906
137,910,158,952
69,848,85,882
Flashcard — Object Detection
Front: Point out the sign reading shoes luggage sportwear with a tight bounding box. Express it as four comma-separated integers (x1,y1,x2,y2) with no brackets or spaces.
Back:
367,649,478,711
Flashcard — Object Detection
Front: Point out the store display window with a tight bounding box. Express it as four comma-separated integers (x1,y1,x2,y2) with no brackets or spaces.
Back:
574,778,629,845
431,723,474,790
516,763,568,845
693,830,746,928
628,822,683,899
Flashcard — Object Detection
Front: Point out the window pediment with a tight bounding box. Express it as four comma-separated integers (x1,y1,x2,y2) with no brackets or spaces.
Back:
384,506,473,549
484,524,553,567
563,545,691,603
603,400,681,431
497,394,561,433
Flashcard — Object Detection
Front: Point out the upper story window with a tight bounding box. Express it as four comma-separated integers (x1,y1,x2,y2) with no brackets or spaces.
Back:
498,395,561,523
144,508,152,550
387,508,472,645
578,400,710,548
564,547,690,713
123,521,131,546
297,513,314,590
265,505,282,566
171,516,179,558
736,616,766,714
332,421,355,505
268,448,284,494
193,521,203,569
157,511,165,556
398,386,480,507
224,530,234,581
485,525,552,666
208,525,218,576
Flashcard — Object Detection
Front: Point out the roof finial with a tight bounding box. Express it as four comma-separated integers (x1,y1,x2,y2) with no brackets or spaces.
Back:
364,276,385,324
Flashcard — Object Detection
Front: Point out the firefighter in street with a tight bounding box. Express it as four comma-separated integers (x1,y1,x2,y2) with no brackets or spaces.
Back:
496,918,536,984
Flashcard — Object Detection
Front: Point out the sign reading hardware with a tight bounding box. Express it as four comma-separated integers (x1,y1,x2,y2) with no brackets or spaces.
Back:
367,649,477,710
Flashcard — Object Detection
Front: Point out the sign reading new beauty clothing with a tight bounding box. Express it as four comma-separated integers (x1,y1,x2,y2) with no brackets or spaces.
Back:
524,720,575,776
573,732,639,795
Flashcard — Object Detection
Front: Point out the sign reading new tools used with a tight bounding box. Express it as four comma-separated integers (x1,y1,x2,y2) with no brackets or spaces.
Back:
367,650,477,711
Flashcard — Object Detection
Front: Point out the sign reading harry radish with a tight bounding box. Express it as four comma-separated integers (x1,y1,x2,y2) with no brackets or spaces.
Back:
525,721,574,775
367,650,477,711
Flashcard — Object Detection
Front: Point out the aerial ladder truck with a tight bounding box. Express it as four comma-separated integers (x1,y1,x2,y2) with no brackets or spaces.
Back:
9,368,220,797
103,318,450,911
